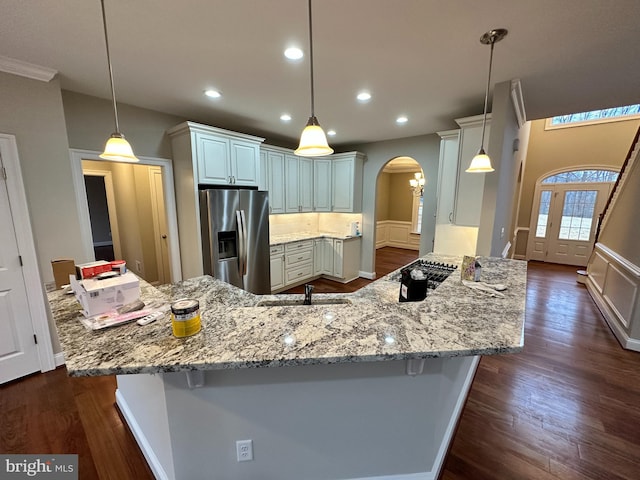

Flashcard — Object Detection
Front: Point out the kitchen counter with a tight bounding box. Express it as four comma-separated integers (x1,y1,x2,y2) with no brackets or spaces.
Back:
50,253,526,377
49,253,526,480
269,231,361,245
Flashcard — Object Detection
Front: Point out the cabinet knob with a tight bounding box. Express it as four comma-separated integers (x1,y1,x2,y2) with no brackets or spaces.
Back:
449,212,453,223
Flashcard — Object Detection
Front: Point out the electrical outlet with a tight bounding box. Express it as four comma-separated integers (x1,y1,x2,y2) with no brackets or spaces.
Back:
135,260,143,273
236,439,253,462
500,227,505,239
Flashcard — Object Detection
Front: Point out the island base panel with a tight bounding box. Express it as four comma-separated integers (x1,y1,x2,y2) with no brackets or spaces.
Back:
116,356,478,480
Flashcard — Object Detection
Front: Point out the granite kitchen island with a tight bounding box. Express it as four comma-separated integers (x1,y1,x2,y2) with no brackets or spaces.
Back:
50,254,526,480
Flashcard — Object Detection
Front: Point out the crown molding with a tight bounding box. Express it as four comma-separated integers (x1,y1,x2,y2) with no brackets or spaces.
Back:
0,55,57,82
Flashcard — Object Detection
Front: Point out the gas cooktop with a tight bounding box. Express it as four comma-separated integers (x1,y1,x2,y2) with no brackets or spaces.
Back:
391,260,458,290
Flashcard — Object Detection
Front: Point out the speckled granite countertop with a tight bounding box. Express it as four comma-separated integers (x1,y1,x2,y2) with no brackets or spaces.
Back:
270,232,361,246
49,254,526,377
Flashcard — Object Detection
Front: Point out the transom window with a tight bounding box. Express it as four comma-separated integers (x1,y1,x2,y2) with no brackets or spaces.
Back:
542,170,619,184
546,104,640,129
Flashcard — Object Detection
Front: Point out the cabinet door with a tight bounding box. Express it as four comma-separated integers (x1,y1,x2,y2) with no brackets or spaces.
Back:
436,132,460,224
322,239,334,275
332,158,354,212
266,150,286,214
313,239,324,275
196,134,231,185
270,254,285,291
230,141,259,186
313,159,332,212
299,158,314,212
332,239,344,278
285,155,300,213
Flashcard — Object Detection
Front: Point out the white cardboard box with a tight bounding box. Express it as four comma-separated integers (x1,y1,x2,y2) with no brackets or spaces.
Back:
71,272,140,317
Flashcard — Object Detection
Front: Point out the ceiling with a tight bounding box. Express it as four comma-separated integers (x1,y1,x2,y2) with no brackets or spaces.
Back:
2,0,640,147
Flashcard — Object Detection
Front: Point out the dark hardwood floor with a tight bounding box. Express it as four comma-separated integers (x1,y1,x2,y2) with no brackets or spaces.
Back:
2,256,639,480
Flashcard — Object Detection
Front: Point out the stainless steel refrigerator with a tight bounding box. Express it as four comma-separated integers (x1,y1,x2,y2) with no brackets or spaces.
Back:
199,188,271,294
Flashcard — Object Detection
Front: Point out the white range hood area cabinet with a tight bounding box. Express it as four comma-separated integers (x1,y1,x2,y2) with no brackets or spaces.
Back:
434,114,491,256
167,121,265,279
261,145,364,214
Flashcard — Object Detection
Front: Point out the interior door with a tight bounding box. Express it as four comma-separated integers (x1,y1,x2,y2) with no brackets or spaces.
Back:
530,183,610,266
0,157,41,384
149,167,171,284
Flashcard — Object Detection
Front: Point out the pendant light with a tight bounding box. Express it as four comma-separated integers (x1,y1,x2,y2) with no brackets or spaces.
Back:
98,0,139,163
294,0,333,157
466,28,508,173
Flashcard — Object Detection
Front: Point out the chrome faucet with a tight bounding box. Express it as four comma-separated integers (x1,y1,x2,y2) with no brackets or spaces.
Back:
303,284,314,305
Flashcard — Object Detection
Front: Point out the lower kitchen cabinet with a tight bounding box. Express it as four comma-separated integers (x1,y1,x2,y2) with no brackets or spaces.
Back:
269,244,285,291
271,237,362,292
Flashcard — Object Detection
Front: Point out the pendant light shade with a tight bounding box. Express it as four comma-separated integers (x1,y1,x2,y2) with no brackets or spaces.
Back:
295,0,333,157
465,28,507,173
295,116,333,157
99,0,139,163
101,133,138,162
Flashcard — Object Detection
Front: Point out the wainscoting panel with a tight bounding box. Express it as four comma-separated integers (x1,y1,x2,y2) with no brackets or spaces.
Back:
376,221,419,250
586,243,640,351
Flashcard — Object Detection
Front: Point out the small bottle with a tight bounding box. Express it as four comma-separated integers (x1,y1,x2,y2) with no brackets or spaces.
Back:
355,222,360,236
474,260,482,282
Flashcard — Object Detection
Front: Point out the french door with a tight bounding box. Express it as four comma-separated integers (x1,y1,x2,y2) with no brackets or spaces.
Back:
528,183,611,266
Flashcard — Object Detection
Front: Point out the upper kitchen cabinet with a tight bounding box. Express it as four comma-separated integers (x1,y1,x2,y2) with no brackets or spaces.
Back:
285,154,313,213
261,147,286,214
168,121,264,187
313,158,332,212
435,129,460,225
331,152,365,213
453,114,491,227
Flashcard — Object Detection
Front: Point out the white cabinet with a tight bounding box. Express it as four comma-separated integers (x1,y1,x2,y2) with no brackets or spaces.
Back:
331,152,364,213
333,239,344,278
285,155,313,213
265,149,286,214
313,158,332,212
190,127,262,186
196,134,230,184
313,237,334,275
435,130,460,225
230,141,260,186
269,245,285,291
454,114,491,227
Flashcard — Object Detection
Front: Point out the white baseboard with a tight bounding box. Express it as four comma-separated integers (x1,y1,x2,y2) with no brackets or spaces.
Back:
359,271,376,280
115,389,170,480
54,352,65,367
348,472,430,480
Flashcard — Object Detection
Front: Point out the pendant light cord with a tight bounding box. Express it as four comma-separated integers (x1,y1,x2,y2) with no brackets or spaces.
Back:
100,0,120,134
480,36,495,149
307,0,315,120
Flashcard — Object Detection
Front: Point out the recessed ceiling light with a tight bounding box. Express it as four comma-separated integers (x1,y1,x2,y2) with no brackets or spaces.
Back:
204,89,221,99
396,116,408,124
327,129,336,136
284,47,304,60
280,114,292,122
356,91,371,102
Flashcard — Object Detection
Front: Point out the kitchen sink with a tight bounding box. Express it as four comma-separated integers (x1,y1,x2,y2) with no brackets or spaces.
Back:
256,298,352,307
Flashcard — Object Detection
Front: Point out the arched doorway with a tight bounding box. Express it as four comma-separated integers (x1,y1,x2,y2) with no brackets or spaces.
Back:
527,167,619,266
373,156,423,275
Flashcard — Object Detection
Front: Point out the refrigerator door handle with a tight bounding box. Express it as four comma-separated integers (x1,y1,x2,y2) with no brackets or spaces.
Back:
240,209,248,276
236,210,245,276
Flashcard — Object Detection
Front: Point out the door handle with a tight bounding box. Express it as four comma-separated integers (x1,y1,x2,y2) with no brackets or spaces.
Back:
449,212,453,223
161,234,167,239
236,210,245,276
240,209,248,276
